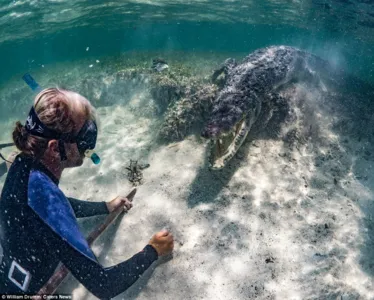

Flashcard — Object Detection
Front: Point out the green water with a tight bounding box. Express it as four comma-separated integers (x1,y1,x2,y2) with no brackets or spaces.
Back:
0,1,373,88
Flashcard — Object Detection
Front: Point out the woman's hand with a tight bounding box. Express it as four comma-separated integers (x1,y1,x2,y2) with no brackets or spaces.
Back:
148,230,174,256
106,196,133,213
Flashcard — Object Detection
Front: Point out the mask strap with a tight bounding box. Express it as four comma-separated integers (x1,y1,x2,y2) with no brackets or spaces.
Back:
58,140,68,161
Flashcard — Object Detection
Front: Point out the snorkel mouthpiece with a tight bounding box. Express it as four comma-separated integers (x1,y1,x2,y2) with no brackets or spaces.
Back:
85,150,101,165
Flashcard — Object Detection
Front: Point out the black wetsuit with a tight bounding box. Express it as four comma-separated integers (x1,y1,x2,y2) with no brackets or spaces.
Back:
0,153,158,298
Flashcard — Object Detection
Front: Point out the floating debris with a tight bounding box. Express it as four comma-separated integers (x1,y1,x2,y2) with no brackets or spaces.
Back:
125,160,150,186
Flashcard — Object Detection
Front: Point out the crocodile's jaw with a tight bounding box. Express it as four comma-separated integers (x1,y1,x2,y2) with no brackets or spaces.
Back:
208,117,250,170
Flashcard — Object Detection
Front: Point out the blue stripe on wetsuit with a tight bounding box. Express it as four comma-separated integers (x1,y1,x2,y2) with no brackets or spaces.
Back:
28,170,98,262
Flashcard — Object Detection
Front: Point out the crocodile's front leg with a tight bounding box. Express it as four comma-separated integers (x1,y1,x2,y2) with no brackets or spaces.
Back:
212,58,237,87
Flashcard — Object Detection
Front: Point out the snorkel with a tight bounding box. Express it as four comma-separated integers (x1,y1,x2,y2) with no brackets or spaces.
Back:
22,73,101,165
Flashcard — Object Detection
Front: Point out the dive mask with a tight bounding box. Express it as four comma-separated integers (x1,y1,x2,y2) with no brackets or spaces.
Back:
72,120,100,164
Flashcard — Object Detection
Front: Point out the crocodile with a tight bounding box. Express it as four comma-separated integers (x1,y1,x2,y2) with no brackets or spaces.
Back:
201,45,327,169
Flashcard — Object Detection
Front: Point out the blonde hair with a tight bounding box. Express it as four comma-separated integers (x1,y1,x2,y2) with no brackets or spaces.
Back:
13,88,96,158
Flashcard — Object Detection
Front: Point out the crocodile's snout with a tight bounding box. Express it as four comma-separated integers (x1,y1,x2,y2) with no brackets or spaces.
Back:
203,45,315,169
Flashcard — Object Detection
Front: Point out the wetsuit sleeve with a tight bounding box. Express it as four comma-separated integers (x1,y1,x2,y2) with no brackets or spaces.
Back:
57,242,158,299
67,197,109,218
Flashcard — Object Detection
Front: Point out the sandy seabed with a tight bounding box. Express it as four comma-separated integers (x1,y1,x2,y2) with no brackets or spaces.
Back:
1,58,374,300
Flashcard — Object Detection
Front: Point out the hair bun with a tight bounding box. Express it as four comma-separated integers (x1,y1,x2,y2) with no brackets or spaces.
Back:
13,121,29,151
15,122,29,138
20,123,29,138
